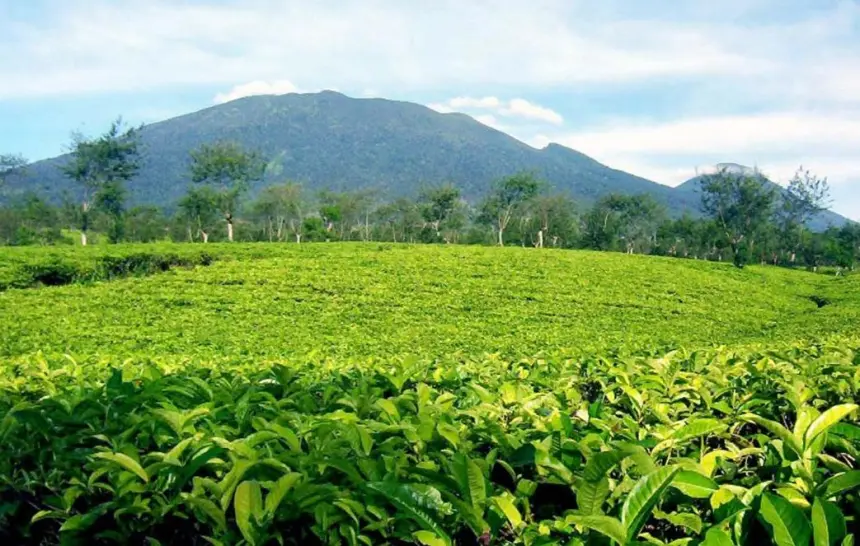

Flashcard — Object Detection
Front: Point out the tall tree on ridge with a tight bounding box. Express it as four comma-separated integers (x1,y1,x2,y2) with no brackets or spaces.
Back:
189,141,266,242
778,167,831,263
699,166,776,268
480,172,541,246
61,118,141,246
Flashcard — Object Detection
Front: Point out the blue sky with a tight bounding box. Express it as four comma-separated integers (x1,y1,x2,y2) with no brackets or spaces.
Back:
2,0,859,219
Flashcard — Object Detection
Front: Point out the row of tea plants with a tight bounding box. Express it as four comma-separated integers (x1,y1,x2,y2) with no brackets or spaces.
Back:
1,341,859,545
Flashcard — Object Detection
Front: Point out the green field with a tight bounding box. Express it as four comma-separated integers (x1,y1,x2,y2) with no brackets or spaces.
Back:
2,243,859,359
1,244,859,545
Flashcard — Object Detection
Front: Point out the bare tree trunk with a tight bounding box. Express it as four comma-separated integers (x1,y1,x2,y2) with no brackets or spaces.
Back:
80,231,88,246
186,225,193,243
295,233,301,244
201,230,209,243
497,229,504,247
365,212,370,241
537,230,544,248
226,221,234,242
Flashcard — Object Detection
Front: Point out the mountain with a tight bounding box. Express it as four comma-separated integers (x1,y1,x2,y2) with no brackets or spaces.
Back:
675,163,850,230
2,91,698,210
1,91,851,227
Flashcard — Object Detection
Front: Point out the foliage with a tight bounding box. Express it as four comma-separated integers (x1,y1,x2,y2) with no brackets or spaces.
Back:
480,172,542,246
1,341,859,544
2,244,860,543
60,118,142,245
189,141,266,241
699,167,777,268
0,153,27,187
777,169,832,263
2,243,860,359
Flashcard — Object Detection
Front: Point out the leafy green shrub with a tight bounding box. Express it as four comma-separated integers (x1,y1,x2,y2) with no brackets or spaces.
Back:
0,343,858,545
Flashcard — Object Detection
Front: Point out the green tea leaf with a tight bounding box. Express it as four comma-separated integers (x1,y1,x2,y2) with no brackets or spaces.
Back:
566,515,627,545
815,471,860,500
465,457,486,509
576,476,610,515
702,527,736,546
805,405,859,448
621,465,681,542
234,481,262,546
740,414,803,457
672,470,719,499
93,452,149,483
264,472,302,516
758,492,812,546
413,531,449,546
812,497,846,546
183,496,227,532
366,482,451,543
492,495,523,528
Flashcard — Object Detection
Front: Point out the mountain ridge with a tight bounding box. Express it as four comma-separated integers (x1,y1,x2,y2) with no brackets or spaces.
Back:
2,91,851,227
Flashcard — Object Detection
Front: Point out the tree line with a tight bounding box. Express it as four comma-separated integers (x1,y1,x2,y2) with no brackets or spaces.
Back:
1,119,858,271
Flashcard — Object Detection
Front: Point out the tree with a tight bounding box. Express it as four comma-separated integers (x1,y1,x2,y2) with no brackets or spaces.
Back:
375,198,422,243
480,172,541,246
253,183,306,242
778,167,831,263
699,167,776,268
580,194,662,254
530,194,578,248
318,189,377,241
178,186,219,243
419,184,461,242
0,154,27,189
94,181,127,243
125,206,166,243
61,119,141,245
189,141,265,242
0,193,67,246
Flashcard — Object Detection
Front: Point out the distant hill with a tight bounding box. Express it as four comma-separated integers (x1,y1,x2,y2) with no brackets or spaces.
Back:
1,92,851,227
676,163,850,230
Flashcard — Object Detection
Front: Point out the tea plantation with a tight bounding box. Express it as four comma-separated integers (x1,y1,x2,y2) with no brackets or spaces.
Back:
1,243,859,545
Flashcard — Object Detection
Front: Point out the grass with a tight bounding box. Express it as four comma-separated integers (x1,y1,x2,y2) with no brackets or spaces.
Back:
1,242,858,360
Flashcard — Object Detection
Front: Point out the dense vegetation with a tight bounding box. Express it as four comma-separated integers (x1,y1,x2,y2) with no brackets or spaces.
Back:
7,344,860,546
1,132,857,271
2,243,860,359
2,243,860,544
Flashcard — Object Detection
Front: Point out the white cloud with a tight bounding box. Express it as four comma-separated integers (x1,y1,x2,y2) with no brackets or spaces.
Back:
213,80,300,104
549,113,860,159
473,114,502,130
536,111,860,219
501,99,563,125
430,96,563,125
427,103,455,114
0,0,824,99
